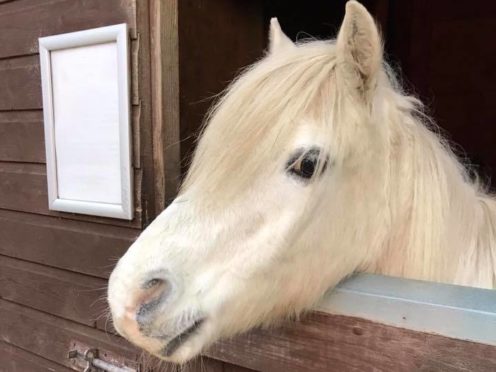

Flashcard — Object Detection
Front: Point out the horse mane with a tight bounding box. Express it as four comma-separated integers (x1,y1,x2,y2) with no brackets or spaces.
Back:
373,72,496,287
182,38,496,288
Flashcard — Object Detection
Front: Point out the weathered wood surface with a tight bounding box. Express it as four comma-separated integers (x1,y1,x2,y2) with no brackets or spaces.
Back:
2,251,494,372
0,111,45,163
0,0,157,370
0,162,143,228
149,0,182,214
0,44,140,109
0,55,41,110
0,341,72,372
0,209,137,278
0,0,136,59
222,363,257,372
0,255,107,328
206,311,496,372
0,299,237,372
133,0,157,224
0,299,140,370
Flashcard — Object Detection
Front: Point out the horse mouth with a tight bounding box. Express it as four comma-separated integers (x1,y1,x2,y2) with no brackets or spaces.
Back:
160,318,205,357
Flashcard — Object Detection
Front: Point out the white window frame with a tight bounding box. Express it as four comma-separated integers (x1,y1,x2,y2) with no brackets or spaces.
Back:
319,273,496,346
38,24,133,220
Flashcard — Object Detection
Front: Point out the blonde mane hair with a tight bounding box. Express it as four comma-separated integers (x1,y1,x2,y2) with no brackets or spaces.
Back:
184,37,496,289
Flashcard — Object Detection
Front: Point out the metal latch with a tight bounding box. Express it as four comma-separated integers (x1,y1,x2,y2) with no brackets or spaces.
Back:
68,347,137,372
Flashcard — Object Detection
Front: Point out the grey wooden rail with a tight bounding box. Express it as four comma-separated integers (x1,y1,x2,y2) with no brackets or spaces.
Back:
318,273,496,346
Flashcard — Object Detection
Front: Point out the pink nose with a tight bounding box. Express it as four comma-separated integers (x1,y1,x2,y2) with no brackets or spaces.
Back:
116,276,173,337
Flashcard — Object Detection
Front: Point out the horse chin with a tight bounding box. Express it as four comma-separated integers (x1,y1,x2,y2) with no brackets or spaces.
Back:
151,317,213,364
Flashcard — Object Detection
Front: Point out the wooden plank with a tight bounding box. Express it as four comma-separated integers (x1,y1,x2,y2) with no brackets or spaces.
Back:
0,299,141,370
206,311,496,372
149,0,182,214
5,279,492,371
134,0,157,224
0,162,143,228
0,50,141,119
0,209,137,278
0,55,41,110
0,341,72,372
0,255,107,328
0,162,46,212
185,358,225,372
223,363,258,372
0,111,45,163
0,0,136,59
137,356,226,372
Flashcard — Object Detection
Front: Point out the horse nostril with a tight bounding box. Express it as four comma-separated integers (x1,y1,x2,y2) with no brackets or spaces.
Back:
137,275,173,319
143,278,164,289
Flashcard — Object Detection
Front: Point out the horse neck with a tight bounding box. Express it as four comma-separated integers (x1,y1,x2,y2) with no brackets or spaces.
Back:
371,104,496,288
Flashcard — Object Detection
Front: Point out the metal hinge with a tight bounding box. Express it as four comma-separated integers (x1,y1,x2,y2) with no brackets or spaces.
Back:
68,343,138,372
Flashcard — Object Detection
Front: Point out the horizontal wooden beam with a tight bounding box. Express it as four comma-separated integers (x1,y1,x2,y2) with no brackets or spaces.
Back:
0,55,41,110
0,162,143,228
0,209,137,278
0,111,45,163
0,341,72,372
319,273,496,346
206,310,496,372
0,255,107,328
0,300,229,371
0,0,136,59
0,299,140,370
4,277,493,371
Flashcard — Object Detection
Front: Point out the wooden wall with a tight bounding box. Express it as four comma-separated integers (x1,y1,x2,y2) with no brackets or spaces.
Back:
0,0,262,370
0,0,149,369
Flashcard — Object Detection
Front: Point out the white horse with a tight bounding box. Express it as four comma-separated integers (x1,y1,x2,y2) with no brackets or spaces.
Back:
108,1,496,363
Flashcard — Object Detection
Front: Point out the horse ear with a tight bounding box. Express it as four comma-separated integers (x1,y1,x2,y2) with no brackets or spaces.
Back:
336,1,382,97
269,18,295,54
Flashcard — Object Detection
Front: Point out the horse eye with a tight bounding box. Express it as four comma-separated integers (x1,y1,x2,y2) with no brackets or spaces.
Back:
286,148,326,181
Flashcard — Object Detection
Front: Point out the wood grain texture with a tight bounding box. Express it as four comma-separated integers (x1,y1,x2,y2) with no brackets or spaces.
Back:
0,55,41,110
0,162,143,228
0,341,72,372
0,0,136,59
0,255,107,328
149,0,181,214
206,311,496,372
0,209,137,278
156,357,225,372
134,0,157,225
0,299,140,370
222,363,258,372
0,111,45,163
0,44,140,108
